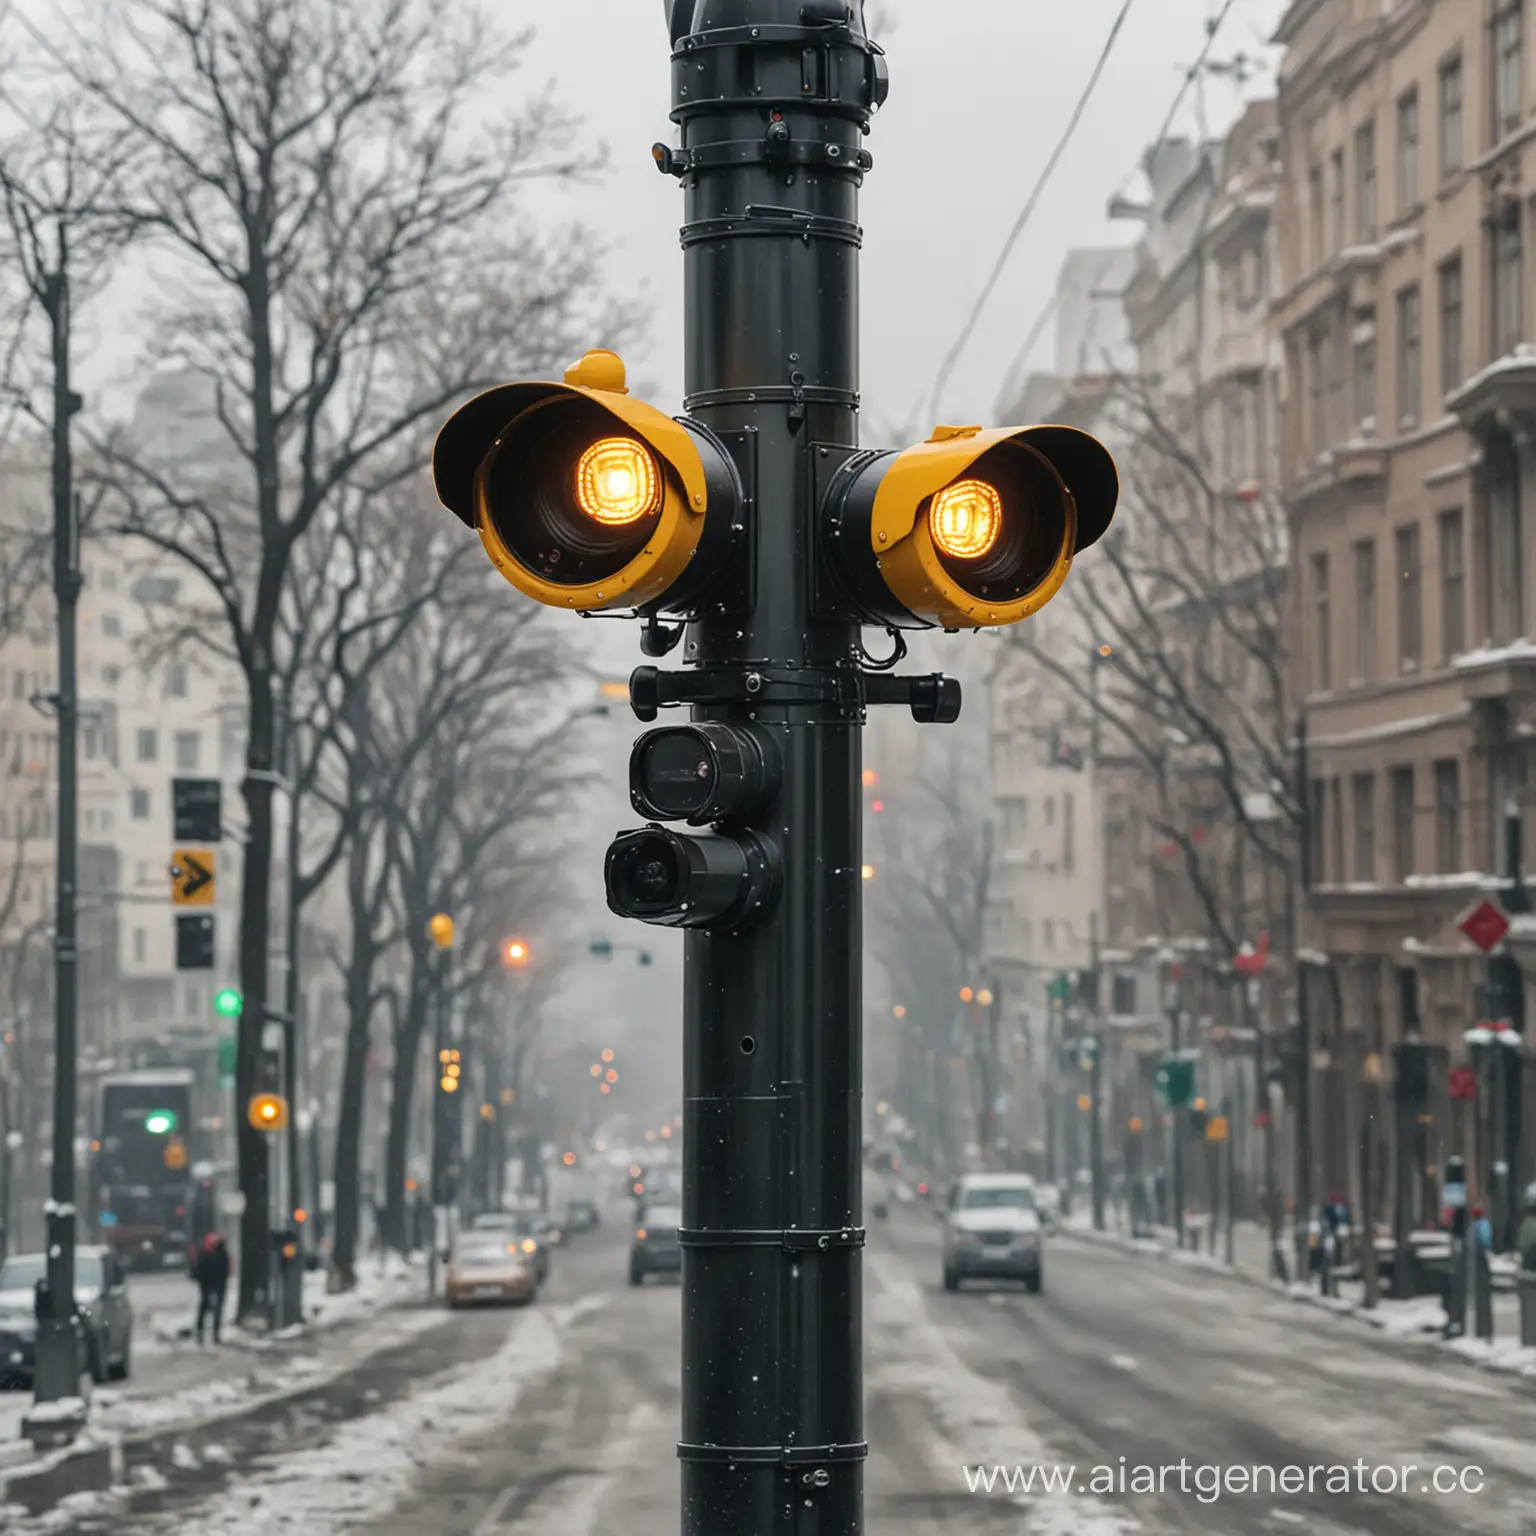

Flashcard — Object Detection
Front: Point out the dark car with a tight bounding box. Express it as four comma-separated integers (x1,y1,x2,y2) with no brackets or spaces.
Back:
630,1203,682,1285
0,1247,134,1386
564,1198,601,1235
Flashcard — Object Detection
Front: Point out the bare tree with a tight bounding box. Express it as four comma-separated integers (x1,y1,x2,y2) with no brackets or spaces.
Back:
1003,371,1294,977
869,762,997,1169
29,0,631,1316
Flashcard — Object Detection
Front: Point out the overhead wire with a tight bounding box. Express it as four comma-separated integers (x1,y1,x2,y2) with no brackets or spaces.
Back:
934,0,1251,424
925,0,1138,425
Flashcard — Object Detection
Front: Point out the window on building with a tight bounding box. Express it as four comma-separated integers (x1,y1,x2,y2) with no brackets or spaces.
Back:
1434,759,1461,871
1307,777,1326,883
1397,284,1422,426
1355,119,1377,241
1391,766,1416,881
1396,523,1422,668
1439,255,1463,393
1494,202,1524,357
1354,307,1377,427
1312,552,1332,689
175,731,201,772
1352,773,1377,881
1330,148,1345,253
1397,89,1419,209
1062,791,1074,874
1353,538,1376,681
1044,797,1055,826
1440,508,1465,658
1328,778,1345,883
1307,328,1328,455
1111,975,1136,1016
136,727,157,763
1488,434,1525,641
1495,0,1524,141
133,927,146,963
1440,53,1464,175
1309,164,1324,265
135,860,147,885
1043,918,1055,950
102,612,121,638
167,662,188,699
130,787,150,820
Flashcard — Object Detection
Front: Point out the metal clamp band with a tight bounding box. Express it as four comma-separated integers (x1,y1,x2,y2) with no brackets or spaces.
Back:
683,385,860,411
677,1440,870,1466
657,140,873,177
675,24,874,52
676,1226,866,1251
629,664,960,725
681,214,863,250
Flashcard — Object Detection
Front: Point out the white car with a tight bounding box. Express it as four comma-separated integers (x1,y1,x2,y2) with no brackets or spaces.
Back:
941,1173,1044,1294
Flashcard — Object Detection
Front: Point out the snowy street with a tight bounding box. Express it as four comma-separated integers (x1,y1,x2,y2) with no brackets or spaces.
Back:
11,1191,1536,1534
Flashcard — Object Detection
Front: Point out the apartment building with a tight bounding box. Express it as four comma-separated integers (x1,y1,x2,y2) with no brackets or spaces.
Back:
1,370,251,1073
1275,0,1536,1206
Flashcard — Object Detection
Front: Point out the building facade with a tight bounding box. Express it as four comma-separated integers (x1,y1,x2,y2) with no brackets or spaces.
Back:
1275,0,1536,1221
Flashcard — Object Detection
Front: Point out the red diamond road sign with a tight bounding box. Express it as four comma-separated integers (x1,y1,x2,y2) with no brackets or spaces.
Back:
1458,898,1511,954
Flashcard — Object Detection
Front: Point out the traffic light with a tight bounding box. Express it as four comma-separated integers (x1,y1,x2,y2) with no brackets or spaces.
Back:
143,1109,177,1135
433,349,742,620
177,914,215,970
1155,1057,1196,1107
214,987,242,1018
247,1092,288,1132
816,424,1118,629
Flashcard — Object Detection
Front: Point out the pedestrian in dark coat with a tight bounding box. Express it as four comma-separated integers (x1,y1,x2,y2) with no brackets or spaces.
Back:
195,1233,231,1345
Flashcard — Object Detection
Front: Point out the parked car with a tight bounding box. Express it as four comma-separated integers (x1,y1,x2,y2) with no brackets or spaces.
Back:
471,1212,551,1283
564,1198,601,1235
941,1173,1043,1294
0,1246,134,1387
630,1202,682,1285
446,1233,537,1308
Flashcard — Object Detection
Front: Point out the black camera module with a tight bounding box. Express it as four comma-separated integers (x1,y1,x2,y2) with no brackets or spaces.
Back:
604,824,781,933
607,830,687,915
630,723,780,826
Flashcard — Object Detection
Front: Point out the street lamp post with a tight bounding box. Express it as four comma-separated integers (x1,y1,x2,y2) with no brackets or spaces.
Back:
26,253,85,1447
427,913,455,1298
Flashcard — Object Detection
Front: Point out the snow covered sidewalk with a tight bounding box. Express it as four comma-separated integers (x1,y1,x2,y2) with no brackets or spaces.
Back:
1056,1213,1536,1385
0,1256,434,1519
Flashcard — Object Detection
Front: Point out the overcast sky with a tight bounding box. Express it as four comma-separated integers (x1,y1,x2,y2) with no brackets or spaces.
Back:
525,0,1286,433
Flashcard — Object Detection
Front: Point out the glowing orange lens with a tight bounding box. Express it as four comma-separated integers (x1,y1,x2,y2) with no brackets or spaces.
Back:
929,479,1002,560
575,438,662,525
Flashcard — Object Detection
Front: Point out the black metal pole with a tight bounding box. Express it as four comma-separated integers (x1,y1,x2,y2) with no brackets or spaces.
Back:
1169,994,1185,1247
429,945,450,1297
283,724,302,1265
1088,919,1104,1231
29,250,84,1440
673,4,875,1528
1292,710,1313,1284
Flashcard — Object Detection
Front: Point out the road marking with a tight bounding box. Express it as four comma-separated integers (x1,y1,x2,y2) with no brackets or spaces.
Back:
473,1485,518,1534
1107,1354,1138,1373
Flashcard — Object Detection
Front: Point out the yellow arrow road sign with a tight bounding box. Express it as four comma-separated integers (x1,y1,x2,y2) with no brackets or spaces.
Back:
170,849,216,906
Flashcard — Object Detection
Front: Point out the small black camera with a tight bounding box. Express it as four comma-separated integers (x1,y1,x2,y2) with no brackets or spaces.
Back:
629,723,779,826
605,824,780,933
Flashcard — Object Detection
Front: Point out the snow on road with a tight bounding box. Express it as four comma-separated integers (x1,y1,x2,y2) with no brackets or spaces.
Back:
865,1249,1141,1535
123,1293,609,1534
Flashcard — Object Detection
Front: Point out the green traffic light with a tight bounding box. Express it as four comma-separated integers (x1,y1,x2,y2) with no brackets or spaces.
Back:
214,988,243,1018
144,1110,177,1134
